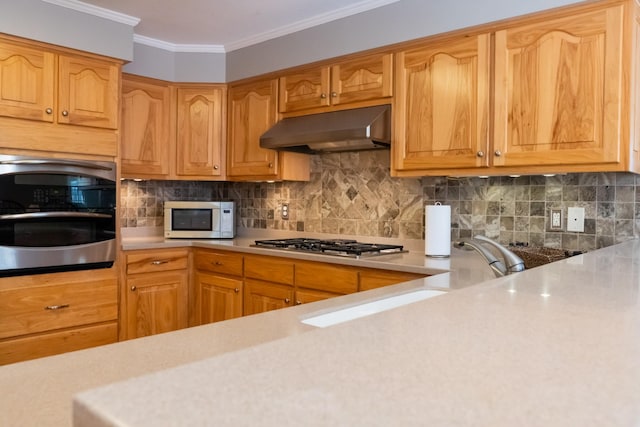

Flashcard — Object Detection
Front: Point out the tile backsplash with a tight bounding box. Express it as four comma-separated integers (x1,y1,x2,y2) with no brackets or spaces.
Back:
121,150,640,252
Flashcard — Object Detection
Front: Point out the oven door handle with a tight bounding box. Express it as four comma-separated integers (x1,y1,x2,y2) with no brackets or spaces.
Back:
0,212,113,220
0,159,114,171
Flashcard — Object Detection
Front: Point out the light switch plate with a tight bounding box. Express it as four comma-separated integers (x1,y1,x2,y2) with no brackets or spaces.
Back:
566,207,585,232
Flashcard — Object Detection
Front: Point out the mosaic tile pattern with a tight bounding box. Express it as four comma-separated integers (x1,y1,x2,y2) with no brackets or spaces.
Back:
121,151,640,252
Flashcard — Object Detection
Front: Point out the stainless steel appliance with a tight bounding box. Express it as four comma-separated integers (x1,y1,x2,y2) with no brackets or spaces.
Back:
164,201,235,239
253,238,405,258
0,154,116,277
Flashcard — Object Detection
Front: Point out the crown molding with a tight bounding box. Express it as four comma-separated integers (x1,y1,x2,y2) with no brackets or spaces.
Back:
133,34,225,54
41,0,140,26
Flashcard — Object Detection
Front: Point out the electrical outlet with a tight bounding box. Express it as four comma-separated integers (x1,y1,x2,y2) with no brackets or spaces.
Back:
549,208,563,230
281,203,289,220
566,207,585,232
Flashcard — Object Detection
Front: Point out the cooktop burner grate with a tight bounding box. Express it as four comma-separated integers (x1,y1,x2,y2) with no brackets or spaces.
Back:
253,238,406,258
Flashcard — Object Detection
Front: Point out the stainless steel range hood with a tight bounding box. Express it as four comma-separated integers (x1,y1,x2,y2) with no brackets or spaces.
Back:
260,104,391,154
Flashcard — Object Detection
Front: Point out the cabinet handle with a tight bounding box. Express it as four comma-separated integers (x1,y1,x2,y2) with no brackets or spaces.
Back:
476,151,485,158
494,150,502,157
61,110,69,117
130,286,137,291
234,288,240,293
296,300,302,305
214,261,223,266
151,260,169,265
284,298,290,304
320,93,327,99
45,108,53,115
213,165,219,170
45,304,69,310
268,162,273,168
331,92,337,98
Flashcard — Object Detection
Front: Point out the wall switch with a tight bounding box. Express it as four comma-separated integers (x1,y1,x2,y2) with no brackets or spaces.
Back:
281,203,289,220
566,207,585,232
549,208,563,230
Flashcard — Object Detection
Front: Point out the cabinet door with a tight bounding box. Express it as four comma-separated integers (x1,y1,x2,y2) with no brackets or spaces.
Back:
121,76,171,178
196,271,243,325
58,54,119,129
279,66,330,113
243,279,293,315
295,288,340,305
394,34,491,172
176,86,225,177
295,260,359,295
493,5,623,168
359,269,427,292
0,40,55,122
126,270,188,339
227,79,280,178
331,53,393,106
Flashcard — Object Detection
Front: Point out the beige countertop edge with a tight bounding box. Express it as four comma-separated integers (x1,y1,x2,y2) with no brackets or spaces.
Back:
71,239,640,427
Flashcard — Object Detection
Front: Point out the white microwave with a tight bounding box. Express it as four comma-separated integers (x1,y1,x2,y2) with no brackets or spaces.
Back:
164,201,235,239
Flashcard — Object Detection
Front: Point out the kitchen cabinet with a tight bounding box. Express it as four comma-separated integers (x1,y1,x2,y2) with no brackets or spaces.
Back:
359,268,427,292
176,85,226,178
121,74,172,178
123,248,189,340
393,2,639,177
294,259,358,298
0,35,121,157
243,254,295,314
0,268,118,365
192,249,244,325
227,77,310,181
278,52,393,115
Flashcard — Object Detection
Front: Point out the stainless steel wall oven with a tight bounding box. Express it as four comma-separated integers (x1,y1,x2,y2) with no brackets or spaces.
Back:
0,154,116,277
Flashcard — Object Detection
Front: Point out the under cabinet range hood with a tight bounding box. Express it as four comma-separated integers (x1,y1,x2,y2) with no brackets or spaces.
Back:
260,104,391,154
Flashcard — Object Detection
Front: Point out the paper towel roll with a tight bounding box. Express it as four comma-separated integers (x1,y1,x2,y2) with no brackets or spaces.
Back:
425,203,451,257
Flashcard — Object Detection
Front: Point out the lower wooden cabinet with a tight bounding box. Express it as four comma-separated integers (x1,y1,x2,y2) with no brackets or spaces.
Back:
0,267,118,365
244,279,294,315
123,248,189,340
359,268,427,292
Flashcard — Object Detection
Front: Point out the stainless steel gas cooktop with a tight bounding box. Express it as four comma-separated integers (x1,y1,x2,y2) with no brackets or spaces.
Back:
253,238,406,258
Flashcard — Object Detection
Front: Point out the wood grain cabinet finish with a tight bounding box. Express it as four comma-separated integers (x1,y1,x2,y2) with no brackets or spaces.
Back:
359,269,427,292
227,78,310,181
0,268,118,365
279,52,393,114
193,250,244,325
492,5,623,169
243,254,295,315
393,34,491,172
176,85,226,178
121,74,171,178
124,249,189,340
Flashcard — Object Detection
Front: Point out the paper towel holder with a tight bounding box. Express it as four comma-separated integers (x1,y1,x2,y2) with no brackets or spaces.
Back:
425,202,451,258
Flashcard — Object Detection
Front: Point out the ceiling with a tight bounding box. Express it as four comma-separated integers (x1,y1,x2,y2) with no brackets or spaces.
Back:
62,0,401,52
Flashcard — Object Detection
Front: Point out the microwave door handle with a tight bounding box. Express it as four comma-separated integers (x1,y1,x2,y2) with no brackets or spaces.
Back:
0,159,113,171
0,212,113,220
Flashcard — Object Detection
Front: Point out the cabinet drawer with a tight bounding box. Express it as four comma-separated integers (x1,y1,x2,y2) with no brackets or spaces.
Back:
244,254,294,285
0,278,117,339
0,321,117,365
126,249,189,274
359,269,427,292
295,261,358,294
194,250,243,276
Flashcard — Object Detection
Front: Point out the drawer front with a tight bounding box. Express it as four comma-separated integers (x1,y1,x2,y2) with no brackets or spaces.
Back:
0,321,117,365
295,261,358,294
126,249,189,274
359,269,427,292
0,278,117,339
244,255,294,285
194,250,243,276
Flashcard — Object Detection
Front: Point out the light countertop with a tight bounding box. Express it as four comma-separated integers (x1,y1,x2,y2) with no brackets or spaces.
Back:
72,238,640,426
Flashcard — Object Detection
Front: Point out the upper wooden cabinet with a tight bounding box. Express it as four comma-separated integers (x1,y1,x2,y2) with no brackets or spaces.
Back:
392,1,640,177
0,35,121,157
121,76,226,180
121,75,171,178
393,34,491,173
279,52,393,115
227,78,309,181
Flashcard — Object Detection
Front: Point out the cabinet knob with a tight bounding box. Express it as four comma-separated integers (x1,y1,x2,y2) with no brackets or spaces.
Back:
61,110,69,117
494,150,502,157
45,108,53,115
234,288,240,293
213,165,219,170
268,162,273,168
130,286,137,291
296,300,302,305
476,151,485,158
214,261,223,266
45,304,69,310
284,298,290,304
151,260,169,265
320,93,327,99
331,92,337,98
